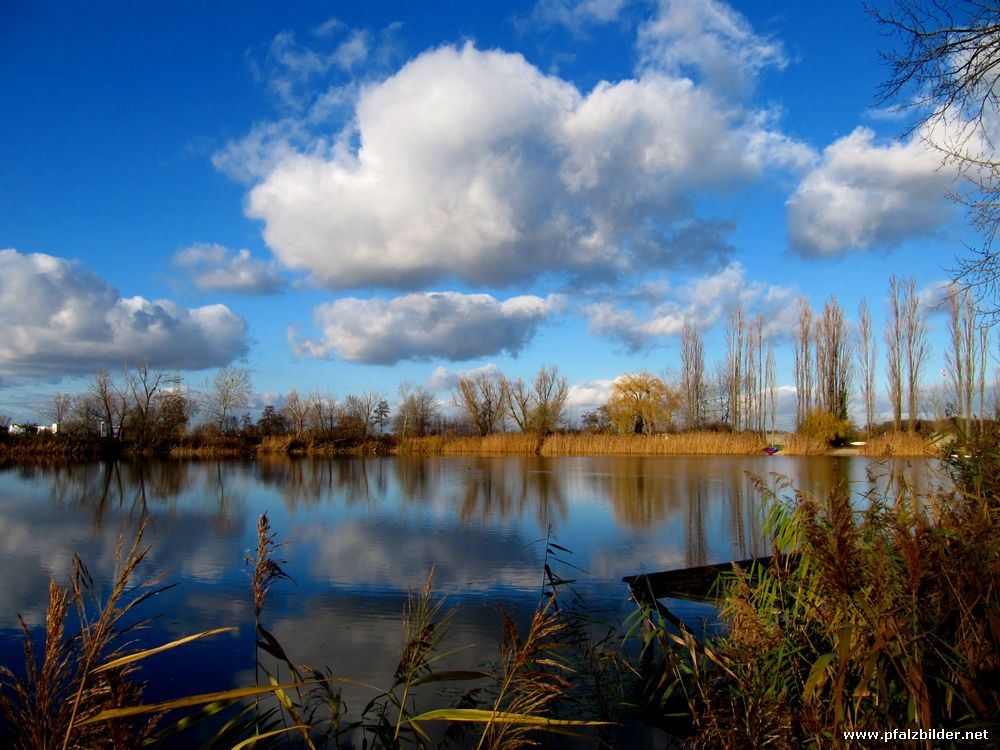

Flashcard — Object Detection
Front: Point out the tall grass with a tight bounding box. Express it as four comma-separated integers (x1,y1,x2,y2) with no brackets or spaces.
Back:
399,431,772,456
636,468,1000,747
398,430,938,457
0,517,236,749
541,431,768,456
859,430,934,457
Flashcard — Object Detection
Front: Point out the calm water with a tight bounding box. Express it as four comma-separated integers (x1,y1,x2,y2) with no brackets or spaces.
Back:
0,455,944,743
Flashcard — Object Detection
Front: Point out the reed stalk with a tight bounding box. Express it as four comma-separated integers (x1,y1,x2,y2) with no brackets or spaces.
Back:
640,469,1000,747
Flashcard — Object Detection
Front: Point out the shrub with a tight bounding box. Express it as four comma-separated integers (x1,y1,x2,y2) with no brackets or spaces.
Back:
797,410,850,445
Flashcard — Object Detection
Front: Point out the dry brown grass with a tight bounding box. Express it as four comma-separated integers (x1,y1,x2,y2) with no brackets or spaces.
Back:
859,431,934,457
777,433,829,456
398,431,771,456
397,433,542,455
398,431,936,458
540,431,768,455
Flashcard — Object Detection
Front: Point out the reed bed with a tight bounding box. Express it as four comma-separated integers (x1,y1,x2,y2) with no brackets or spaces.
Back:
775,433,829,456
540,431,769,456
399,431,770,456
638,471,1000,746
397,433,543,455
397,431,936,458
858,430,936,457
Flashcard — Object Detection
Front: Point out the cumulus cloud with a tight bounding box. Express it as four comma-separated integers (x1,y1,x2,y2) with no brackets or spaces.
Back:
291,292,562,364
585,262,796,350
0,249,248,380
786,127,954,257
566,379,615,411
240,42,807,290
173,243,285,294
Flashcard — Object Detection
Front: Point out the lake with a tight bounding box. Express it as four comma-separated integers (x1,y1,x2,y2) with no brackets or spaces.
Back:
0,454,945,745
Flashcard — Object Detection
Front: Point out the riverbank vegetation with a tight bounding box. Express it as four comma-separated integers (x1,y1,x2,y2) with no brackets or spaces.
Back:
630,442,1000,747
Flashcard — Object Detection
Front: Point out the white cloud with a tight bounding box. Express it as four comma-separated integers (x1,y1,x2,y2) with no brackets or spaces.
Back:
786,127,954,257
291,292,562,364
637,0,786,98
240,42,807,290
173,243,285,294
0,249,248,380
584,262,796,349
527,0,629,32
566,379,615,411
426,363,504,392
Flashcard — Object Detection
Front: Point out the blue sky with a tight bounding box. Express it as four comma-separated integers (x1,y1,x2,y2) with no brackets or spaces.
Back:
0,0,979,425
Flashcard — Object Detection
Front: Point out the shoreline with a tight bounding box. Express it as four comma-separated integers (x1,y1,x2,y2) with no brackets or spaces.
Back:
0,429,937,462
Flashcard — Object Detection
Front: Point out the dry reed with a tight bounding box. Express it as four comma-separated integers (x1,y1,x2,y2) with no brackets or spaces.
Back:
540,432,767,456
858,431,934,457
399,431,771,456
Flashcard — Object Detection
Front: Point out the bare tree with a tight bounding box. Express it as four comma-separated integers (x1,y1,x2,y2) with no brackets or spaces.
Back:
454,372,508,436
343,389,383,439
307,392,338,438
680,321,705,430
766,342,777,436
394,382,440,438
857,298,878,436
872,1,1000,309
794,298,814,428
531,365,568,434
902,277,930,430
886,276,905,431
204,366,253,433
978,324,989,428
744,314,766,432
91,368,128,438
505,365,568,434
39,392,72,430
724,304,746,431
946,283,980,433
815,297,852,422
123,361,181,446
281,389,310,437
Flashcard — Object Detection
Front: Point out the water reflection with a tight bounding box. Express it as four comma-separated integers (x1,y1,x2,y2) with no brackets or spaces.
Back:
0,454,945,741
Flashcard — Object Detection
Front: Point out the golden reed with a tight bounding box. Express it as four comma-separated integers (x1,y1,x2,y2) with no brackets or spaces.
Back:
396,431,932,457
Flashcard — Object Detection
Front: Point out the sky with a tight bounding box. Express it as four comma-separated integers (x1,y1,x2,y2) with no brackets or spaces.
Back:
0,0,983,427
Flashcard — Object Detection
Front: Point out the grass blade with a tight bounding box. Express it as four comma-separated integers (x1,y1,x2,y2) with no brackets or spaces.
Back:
93,627,237,673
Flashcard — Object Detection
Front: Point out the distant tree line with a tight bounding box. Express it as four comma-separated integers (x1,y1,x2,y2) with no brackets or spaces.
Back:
4,273,998,454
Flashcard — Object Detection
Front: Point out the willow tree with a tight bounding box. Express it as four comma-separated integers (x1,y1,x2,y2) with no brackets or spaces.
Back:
606,372,677,435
